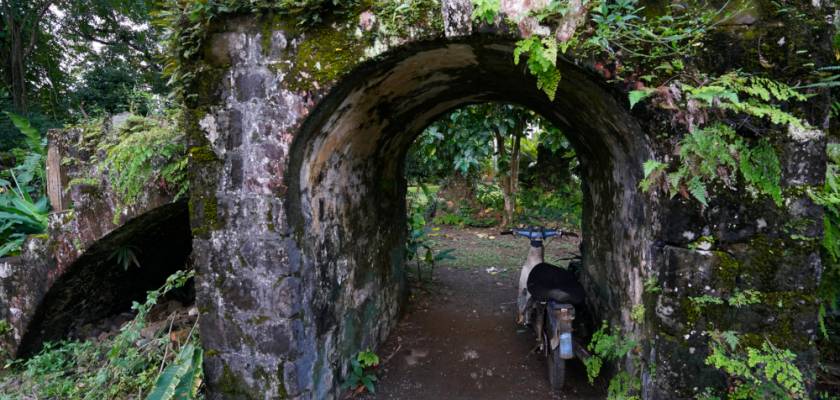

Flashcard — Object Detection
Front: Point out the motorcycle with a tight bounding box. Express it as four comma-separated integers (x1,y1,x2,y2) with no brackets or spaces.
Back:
502,226,587,393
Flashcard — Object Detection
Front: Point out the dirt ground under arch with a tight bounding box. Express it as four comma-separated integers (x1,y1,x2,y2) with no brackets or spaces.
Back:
363,227,606,400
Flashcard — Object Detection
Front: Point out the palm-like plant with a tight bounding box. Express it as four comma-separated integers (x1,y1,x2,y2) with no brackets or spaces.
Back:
0,170,49,257
0,112,49,258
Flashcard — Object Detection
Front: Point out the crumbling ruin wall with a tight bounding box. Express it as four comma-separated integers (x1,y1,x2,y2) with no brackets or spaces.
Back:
0,122,191,358
159,0,833,398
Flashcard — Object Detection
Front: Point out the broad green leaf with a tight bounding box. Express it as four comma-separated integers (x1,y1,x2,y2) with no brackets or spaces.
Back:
3,111,43,154
146,344,199,400
0,235,25,257
628,88,655,109
173,346,203,399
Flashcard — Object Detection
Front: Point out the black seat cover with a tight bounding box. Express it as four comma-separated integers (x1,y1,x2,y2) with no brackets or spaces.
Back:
526,263,585,305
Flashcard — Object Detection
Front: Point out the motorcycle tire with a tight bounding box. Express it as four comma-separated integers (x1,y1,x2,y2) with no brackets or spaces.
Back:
545,330,566,392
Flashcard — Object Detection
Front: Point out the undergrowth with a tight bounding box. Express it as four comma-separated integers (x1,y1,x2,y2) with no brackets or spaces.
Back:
0,112,49,257
68,114,188,223
102,115,189,208
703,331,806,399
0,270,200,400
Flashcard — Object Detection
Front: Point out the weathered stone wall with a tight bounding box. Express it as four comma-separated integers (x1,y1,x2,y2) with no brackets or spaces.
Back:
0,124,191,358
184,1,832,399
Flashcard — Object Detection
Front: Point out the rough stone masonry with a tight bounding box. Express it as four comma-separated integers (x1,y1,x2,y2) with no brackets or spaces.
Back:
183,1,831,398
0,0,823,399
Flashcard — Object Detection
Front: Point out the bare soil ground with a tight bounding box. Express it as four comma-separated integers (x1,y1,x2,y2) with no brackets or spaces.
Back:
363,226,605,400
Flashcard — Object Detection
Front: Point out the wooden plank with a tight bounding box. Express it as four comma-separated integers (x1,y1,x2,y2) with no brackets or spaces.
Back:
45,141,63,211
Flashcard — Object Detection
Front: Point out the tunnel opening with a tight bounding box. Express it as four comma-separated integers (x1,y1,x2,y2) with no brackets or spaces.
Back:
284,36,656,394
380,100,602,397
18,200,194,357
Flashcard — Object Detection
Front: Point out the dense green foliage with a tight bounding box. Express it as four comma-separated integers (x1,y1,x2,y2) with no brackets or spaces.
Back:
813,144,840,342
0,270,200,399
704,332,805,399
0,0,168,149
0,112,48,257
474,0,719,99
406,103,581,227
642,124,782,207
0,0,835,398
513,35,561,100
584,321,637,385
100,115,189,209
406,185,455,281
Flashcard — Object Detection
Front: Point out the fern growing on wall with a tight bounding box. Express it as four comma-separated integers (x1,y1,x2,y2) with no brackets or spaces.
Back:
683,72,808,130
99,115,188,211
513,36,562,100
636,72,803,207
642,124,782,207
704,331,806,399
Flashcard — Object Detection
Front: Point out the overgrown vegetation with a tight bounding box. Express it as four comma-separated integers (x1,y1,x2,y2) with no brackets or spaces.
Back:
0,112,49,257
406,185,455,282
0,0,835,398
406,103,582,229
703,331,806,399
583,321,640,399
0,270,201,399
342,349,380,396
641,123,783,207
686,286,811,399
66,113,189,224
100,115,189,211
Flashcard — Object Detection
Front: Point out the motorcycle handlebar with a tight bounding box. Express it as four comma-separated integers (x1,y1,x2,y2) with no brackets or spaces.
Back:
500,227,580,240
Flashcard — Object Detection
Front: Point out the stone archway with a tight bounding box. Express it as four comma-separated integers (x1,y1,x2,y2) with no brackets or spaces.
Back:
186,3,827,399
284,38,654,395
17,200,192,356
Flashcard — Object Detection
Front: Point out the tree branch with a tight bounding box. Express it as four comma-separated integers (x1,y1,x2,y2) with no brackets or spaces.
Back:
23,0,54,58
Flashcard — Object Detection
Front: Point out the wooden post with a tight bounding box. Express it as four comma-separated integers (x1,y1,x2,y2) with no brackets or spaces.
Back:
45,131,67,212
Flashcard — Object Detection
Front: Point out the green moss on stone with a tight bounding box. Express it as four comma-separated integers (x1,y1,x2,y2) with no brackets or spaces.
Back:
276,363,289,399
218,364,250,396
190,192,222,237
265,204,277,233
712,250,741,291
189,146,219,163
287,23,370,92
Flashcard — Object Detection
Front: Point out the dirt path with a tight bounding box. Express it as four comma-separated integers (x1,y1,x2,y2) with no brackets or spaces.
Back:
365,227,604,400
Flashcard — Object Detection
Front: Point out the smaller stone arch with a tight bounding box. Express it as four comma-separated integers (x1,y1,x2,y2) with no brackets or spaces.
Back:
17,200,192,356
0,124,193,358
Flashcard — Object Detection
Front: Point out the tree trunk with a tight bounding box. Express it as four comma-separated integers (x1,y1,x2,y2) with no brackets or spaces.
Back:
8,24,27,112
1,0,54,113
495,131,510,226
496,120,524,227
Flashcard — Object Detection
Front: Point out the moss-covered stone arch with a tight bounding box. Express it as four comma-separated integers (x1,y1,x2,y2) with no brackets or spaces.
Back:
281,35,656,396
185,2,830,398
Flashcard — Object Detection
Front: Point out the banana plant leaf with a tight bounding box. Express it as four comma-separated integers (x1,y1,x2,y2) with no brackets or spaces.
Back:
146,344,203,400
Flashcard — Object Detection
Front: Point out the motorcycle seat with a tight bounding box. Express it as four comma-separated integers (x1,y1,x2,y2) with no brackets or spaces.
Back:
526,263,585,305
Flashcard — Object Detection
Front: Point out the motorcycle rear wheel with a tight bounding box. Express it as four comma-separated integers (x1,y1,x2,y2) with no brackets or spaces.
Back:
544,330,566,392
